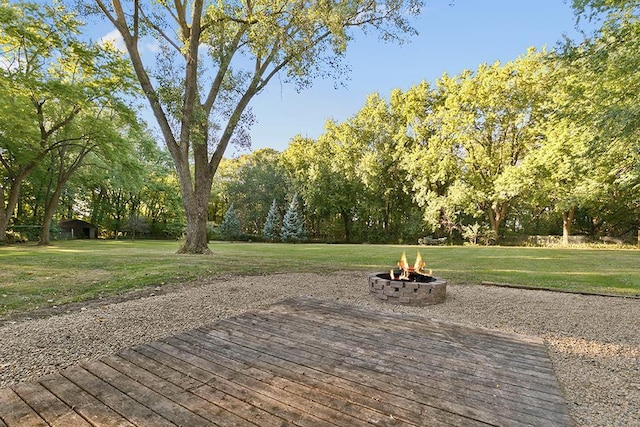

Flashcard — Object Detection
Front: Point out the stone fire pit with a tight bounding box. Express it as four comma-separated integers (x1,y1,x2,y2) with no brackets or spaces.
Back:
369,272,447,306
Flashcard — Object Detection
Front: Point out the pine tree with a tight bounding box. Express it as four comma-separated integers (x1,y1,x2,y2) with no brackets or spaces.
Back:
281,194,306,242
263,199,281,242
219,203,241,241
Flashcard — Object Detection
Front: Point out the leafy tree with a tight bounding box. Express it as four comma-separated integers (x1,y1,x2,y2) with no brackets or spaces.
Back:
325,93,420,243
515,92,595,244
392,81,459,239
281,136,327,239
410,50,550,240
318,122,369,241
87,0,423,253
281,194,305,242
0,0,135,242
262,199,281,242
219,203,241,241
565,0,640,242
37,109,139,244
281,131,364,242
140,166,185,239
71,126,183,239
208,157,233,228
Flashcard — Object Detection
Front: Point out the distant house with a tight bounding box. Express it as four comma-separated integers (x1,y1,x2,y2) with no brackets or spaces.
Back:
59,219,98,239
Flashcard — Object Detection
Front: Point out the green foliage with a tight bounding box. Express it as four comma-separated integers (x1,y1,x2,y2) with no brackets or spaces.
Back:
280,194,306,242
215,149,289,236
0,0,137,243
2,0,637,248
276,24,638,244
555,0,640,238
263,200,281,242
281,92,426,243
407,49,551,239
219,203,242,241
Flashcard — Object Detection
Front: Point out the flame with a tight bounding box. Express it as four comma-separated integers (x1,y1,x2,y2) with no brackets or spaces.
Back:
393,251,432,280
414,252,425,272
397,252,410,272
397,252,410,280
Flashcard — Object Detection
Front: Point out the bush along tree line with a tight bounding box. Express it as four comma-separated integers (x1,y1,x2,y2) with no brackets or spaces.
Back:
1,0,638,246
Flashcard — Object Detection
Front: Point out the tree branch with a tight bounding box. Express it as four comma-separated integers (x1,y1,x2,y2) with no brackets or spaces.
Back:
139,6,182,52
178,0,204,157
203,25,247,115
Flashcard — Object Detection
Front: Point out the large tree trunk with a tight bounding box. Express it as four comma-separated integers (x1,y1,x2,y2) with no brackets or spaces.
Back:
562,207,575,246
38,184,66,245
0,186,8,242
487,201,509,243
0,205,7,242
0,169,33,243
176,140,214,254
340,208,352,243
178,194,211,254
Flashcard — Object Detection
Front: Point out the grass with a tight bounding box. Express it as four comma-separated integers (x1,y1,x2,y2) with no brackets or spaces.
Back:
1,240,639,317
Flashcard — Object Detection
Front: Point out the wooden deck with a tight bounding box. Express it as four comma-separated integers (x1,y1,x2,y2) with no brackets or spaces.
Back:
0,297,574,426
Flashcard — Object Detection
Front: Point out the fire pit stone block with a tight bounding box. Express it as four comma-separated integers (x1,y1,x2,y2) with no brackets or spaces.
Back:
369,273,447,306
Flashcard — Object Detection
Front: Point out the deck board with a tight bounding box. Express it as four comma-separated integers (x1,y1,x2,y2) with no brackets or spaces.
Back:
11,382,91,427
223,313,567,411
0,389,47,427
0,296,574,426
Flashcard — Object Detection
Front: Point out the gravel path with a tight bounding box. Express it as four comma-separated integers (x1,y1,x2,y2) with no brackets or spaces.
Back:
1,272,638,426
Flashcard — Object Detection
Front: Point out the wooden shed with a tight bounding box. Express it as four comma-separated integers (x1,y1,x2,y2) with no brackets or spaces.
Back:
58,219,98,239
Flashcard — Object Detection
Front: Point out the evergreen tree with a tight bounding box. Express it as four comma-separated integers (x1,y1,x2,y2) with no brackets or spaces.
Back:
263,199,281,242
281,194,306,242
219,203,241,241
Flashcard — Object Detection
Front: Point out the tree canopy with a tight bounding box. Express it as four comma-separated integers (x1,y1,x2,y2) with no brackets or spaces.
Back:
85,0,424,253
1,0,637,247
0,0,136,243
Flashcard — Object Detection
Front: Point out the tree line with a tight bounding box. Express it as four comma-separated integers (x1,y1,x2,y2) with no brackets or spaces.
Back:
1,0,638,246
214,2,640,245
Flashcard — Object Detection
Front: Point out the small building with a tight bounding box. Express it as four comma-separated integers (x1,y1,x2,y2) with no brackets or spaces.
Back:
58,219,98,239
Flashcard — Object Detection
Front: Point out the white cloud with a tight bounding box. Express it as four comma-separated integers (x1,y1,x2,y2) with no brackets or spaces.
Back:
99,28,162,56
99,28,127,52
144,39,161,54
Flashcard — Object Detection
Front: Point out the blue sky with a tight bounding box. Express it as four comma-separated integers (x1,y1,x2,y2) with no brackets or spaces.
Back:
244,0,590,153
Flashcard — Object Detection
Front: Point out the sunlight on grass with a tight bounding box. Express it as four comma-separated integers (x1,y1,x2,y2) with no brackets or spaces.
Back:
1,240,638,317
479,256,556,260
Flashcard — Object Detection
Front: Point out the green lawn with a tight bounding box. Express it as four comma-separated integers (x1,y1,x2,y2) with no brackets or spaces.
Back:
1,240,638,317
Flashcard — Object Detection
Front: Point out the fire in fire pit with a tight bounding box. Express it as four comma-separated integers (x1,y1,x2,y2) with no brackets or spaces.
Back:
369,252,446,306
390,251,434,281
